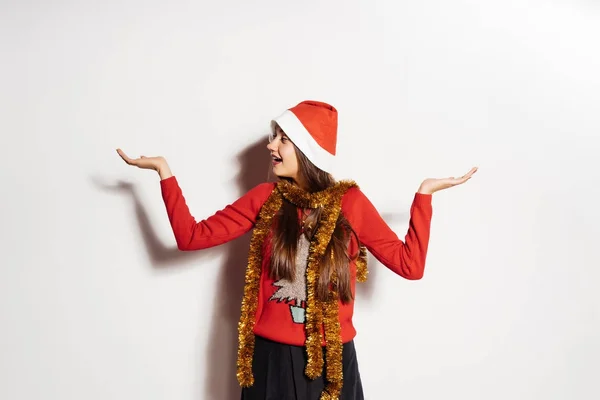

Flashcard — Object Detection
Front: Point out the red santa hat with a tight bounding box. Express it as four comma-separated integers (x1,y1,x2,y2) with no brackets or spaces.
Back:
271,100,337,173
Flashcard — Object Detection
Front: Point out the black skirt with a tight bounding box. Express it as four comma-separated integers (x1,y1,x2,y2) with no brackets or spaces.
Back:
240,335,364,400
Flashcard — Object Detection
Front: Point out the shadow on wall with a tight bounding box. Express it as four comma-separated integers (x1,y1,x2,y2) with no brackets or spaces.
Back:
95,137,271,400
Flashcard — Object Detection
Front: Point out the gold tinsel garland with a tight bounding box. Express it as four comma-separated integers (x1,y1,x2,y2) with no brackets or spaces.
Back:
236,179,369,399
303,181,345,380
321,249,343,399
235,186,282,387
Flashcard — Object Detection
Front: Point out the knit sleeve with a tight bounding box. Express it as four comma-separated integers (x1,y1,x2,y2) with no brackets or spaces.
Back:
342,187,433,280
160,176,275,251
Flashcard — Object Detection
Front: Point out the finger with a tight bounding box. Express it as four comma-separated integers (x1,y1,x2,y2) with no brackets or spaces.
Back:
457,168,477,181
116,148,129,162
457,175,473,185
116,149,138,165
465,167,478,177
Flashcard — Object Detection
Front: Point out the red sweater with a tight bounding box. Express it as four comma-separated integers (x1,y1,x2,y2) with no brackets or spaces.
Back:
160,176,433,346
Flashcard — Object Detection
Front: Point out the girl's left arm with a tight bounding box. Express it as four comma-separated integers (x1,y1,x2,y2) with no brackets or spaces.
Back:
343,188,433,280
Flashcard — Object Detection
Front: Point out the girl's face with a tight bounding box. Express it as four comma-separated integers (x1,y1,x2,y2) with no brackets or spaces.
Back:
267,125,302,185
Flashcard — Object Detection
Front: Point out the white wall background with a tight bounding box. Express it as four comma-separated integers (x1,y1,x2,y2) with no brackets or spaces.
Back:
1,0,599,399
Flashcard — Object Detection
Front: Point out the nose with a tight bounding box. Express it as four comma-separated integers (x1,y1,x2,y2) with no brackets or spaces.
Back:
267,139,277,152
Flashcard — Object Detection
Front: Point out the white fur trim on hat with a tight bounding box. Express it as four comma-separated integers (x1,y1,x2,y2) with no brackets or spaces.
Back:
271,110,336,173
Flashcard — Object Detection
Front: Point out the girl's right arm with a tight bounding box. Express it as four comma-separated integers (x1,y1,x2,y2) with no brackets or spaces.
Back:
116,148,275,251
160,175,275,250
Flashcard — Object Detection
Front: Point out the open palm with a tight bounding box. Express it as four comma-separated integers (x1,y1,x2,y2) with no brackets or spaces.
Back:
116,148,165,171
418,167,478,195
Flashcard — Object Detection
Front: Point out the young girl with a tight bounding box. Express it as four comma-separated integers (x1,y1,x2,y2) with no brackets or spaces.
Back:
117,100,477,400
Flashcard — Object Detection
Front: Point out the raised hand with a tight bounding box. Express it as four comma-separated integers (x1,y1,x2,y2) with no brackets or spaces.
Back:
116,148,165,170
116,148,173,179
418,167,478,195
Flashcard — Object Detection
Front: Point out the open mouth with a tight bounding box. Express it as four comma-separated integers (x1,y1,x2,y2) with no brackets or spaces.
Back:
272,155,282,165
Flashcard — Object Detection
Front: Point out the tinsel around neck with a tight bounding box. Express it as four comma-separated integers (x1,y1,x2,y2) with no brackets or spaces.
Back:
276,179,359,209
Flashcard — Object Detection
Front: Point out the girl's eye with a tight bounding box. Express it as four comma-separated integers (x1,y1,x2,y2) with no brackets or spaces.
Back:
281,136,288,143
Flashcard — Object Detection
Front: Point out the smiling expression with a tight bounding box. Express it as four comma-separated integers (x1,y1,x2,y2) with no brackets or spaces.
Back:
267,124,302,184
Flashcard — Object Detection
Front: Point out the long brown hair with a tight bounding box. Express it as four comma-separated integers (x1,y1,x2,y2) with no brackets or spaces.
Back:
269,145,360,304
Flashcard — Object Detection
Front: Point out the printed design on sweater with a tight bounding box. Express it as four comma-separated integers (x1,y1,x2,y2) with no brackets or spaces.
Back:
268,234,310,324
